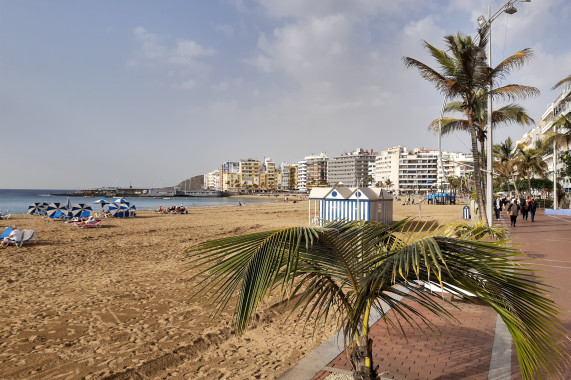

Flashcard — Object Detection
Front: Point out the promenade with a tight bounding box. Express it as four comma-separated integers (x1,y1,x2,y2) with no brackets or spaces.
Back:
280,210,571,380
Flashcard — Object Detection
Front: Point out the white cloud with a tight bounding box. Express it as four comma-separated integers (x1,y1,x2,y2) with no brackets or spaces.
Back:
131,27,215,87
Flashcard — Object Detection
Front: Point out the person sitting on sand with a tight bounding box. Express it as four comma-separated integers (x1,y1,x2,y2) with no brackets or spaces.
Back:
1,226,22,247
84,216,98,224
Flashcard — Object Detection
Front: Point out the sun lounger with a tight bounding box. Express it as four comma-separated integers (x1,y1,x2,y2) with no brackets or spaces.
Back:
0,227,12,239
73,220,103,228
0,211,11,220
4,230,38,247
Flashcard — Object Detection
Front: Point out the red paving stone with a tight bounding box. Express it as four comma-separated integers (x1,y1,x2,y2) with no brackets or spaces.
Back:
314,297,497,379
311,209,571,380
501,209,571,379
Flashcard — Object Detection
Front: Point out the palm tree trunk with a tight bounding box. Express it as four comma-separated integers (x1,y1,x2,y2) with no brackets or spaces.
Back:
350,301,377,380
479,135,487,193
468,119,488,225
351,335,375,380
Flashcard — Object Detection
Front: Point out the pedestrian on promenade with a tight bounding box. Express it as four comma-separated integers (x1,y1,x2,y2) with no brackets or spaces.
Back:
528,198,537,222
521,198,529,222
494,196,502,221
508,200,520,227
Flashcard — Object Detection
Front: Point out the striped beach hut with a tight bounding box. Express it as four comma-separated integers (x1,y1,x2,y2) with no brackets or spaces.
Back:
308,187,393,226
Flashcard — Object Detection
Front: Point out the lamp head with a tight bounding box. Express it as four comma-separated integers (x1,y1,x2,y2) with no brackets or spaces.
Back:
477,15,487,28
505,5,518,14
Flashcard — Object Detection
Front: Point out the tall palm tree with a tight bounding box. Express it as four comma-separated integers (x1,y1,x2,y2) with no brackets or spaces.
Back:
514,144,548,197
403,33,538,226
187,220,566,380
429,99,534,189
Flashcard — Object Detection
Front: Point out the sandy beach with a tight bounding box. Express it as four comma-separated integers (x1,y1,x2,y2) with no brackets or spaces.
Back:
0,201,466,379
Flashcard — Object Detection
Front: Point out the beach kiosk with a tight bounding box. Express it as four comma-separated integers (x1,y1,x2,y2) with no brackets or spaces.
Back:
308,187,393,226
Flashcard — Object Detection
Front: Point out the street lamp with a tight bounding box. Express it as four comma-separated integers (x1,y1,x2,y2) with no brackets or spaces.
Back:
477,0,531,227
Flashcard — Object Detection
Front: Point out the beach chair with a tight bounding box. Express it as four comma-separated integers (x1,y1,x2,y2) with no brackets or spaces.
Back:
73,220,103,228
0,227,12,239
4,230,38,247
43,210,64,220
0,211,11,220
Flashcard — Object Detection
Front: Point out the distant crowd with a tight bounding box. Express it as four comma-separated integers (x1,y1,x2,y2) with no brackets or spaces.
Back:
153,204,189,214
495,195,537,227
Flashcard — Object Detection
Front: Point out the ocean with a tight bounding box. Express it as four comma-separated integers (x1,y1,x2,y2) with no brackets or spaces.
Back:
0,189,275,215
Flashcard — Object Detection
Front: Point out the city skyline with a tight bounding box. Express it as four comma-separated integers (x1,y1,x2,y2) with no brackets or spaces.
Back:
2,0,570,189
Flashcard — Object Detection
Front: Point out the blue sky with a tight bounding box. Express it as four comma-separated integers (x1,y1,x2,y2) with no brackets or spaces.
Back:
1,0,569,189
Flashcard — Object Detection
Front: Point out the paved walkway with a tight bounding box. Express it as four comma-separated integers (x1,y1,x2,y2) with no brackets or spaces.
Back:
279,210,571,380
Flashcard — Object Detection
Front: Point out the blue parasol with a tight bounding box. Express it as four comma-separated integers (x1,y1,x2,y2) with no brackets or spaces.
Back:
46,202,68,218
27,203,43,215
71,204,93,218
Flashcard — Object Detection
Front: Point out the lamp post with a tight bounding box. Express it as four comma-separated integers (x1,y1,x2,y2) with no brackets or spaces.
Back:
477,0,531,227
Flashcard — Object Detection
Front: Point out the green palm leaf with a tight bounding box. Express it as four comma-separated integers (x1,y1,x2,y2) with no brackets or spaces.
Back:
186,220,567,380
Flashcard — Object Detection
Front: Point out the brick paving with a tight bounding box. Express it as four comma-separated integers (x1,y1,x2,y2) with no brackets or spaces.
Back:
503,209,571,380
310,209,571,380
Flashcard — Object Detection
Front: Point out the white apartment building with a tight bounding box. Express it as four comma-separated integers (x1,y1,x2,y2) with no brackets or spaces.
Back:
297,152,328,191
328,148,377,187
538,82,571,192
204,169,221,190
297,159,307,191
375,146,473,194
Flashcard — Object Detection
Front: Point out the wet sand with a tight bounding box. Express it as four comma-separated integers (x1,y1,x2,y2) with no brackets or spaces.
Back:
0,201,465,379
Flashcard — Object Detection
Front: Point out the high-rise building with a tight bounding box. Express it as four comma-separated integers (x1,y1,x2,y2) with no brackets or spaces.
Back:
221,161,240,191
239,158,261,189
297,153,329,191
279,162,297,190
261,158,277,190
375,146,473,194
328,148,377,187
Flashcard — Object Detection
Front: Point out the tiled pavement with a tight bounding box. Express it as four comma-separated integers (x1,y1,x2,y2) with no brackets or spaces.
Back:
281,209,571,380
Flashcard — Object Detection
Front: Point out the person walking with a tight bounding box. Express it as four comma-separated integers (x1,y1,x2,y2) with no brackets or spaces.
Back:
520,198,529,222
507,200,520,227
528,198,537,222
494,196,502,221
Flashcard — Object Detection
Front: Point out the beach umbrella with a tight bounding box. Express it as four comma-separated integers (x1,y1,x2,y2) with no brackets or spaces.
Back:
93,199,109,210
113,198,129,204
27,203,43,215
64,197,73,218
46,202,68,218
71,203,93,218
128,203,137,217
109,203,129,218
38,202,50,216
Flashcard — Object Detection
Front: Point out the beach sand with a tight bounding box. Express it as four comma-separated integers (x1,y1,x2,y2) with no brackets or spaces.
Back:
0,201,466,379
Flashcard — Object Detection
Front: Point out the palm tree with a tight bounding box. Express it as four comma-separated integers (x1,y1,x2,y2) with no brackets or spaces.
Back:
187,220,566,380
404,33,538,226
493,137,518,196
384,178,393,191
544,114,571,151
429,100,534,190
514,144,548,197
552,74,571,92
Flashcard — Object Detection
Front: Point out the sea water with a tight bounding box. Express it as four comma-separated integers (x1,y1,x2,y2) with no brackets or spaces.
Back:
0,189,275,215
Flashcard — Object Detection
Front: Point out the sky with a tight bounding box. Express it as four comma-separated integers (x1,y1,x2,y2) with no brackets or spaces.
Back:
1,0,570,189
